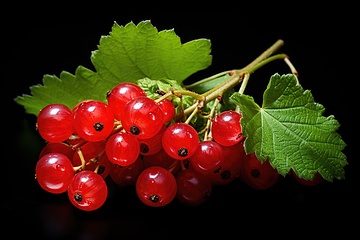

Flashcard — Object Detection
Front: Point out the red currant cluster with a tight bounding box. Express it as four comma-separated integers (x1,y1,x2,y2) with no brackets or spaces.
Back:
34,82,322,211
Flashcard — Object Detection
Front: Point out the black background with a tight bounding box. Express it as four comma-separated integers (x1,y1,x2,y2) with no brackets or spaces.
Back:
3,5,357,239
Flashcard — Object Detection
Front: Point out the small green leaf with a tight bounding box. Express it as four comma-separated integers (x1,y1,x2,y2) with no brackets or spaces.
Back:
14,20,212,116
230,73,347,182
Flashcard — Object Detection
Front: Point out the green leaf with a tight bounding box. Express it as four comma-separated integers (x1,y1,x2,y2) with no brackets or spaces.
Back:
230,73,347,182
14,67,103,116
14,20,212,116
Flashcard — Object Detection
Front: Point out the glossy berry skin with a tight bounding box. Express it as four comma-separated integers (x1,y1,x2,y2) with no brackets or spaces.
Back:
136,166,177,207
162,122,199,160
157,98,175,123
106,82,146,121
240,153,280,190
142,148,180,174
206,142,245,185
137,124,166,156
67,170,108,211
73,100,115,142
189,140,224,175
121,96,164,140
105,131,140,167
175,168,212,206
35,153,74,194
39,142,75,160
95,153,114,179
211,110,243,146
36,103,74,143
110,156,144,187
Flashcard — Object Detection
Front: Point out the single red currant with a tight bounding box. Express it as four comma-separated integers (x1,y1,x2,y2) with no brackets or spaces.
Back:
211,110,243,146
175,168,212,206
105,131,140,167
136,166,177,207
36,103,74,143
35,153,75,194
240,153,280,190
162,122,199,160
188,140,224,175
121,96,164,139
67,170,108,211
73,100,115,142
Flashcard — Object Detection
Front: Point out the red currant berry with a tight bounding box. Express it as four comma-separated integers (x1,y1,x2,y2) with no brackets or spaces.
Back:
110,156,144,187
136,166,177,207
175,168,212,206
189,140,224,175
105,131,140,167
240,153,280,190
211,110,243,146
67,170,108,211
162,122,199,160
73,100,115,142
36,103,74,143
121,96,164,139
157,98,175,123
35,153,74,194
106,82,146,121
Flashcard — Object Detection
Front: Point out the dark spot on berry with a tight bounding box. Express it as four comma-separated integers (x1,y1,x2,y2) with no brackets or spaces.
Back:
178,147,188,157
74,192,83,202
149,194,159,203
251,169,260,178
220,170,231,180
213,166,222,174
94,122,104,132
130,126,140,135
140,143,149,154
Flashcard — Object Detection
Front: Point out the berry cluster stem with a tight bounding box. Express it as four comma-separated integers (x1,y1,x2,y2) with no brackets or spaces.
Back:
183,39,286,116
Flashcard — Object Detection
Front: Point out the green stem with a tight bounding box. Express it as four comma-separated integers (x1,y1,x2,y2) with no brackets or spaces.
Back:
183,40,287,115
184,70,232,90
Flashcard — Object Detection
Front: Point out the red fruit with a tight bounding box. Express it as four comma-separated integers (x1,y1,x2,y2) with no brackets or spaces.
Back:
162,122,199,160
72,100,115,142
110,156,144,187
35,153,74,194
106,82,146,121
136,166,177,207
67,170,108,211
39,142,75,160
121,96,164,139
211,110,243,146
240,153,280,190
175,168,212,206
105,131,140,167
36,103,74,143
157,98,175,123
206,142,245,185
292,171,324,186
188,140,224,175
